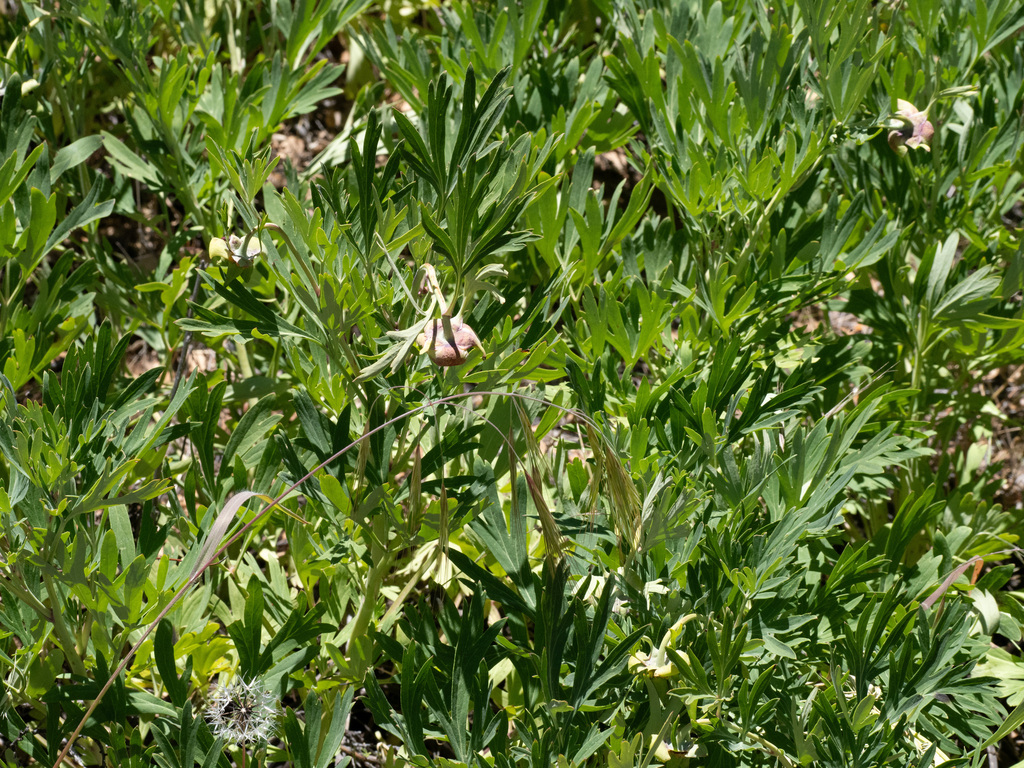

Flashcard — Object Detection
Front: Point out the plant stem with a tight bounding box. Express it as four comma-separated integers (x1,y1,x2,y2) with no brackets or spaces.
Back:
42,574,87,677
346,513,394,661
262,223,321,298
721,720,797,768
336,333,363,379
171,258,206,401
235,334,258,409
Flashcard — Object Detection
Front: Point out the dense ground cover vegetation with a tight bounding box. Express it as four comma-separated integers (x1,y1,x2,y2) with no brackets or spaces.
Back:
1,0,1024,765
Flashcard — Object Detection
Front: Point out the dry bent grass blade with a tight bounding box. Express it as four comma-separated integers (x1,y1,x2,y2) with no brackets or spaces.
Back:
921,556,984,611
191,491,271,580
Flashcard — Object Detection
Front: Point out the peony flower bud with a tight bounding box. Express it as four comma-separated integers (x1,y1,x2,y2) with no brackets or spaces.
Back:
417,316,484,367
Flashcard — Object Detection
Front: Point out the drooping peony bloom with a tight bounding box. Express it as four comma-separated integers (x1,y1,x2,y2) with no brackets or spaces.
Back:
888,99,934,155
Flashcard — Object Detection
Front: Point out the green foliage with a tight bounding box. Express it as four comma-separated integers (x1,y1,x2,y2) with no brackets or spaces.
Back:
1,0,1023,766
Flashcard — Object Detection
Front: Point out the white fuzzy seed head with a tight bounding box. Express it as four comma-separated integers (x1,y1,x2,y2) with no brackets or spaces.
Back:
205,677,279,747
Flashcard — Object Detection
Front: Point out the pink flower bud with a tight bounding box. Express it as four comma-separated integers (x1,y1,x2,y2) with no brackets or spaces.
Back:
418,317,484,367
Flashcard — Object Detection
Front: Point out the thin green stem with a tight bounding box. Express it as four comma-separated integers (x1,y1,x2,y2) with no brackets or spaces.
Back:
262,223,321,298
42,574,87,677
266,338,282,384
237,339,254,380
910,310,929,417
336,333,363,380
346,514,395,661
720,720,797,768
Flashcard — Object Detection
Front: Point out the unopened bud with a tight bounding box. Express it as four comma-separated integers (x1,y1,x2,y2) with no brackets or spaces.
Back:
418,317,484,367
